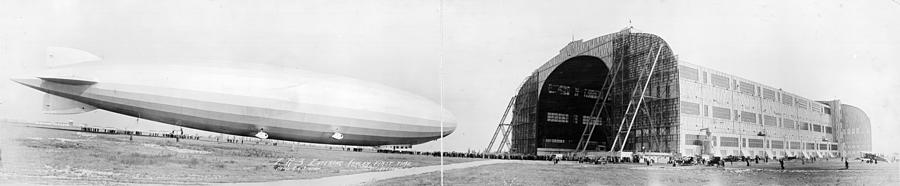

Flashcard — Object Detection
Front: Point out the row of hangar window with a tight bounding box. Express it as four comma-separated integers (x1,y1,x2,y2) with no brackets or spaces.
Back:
685,134,838,150
546,112,600,125
546,83,674,99
546,84,601,99
680,101,833,134
679,65,831,115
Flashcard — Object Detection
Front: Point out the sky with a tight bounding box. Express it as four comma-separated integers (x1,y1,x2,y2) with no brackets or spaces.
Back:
1,0,898,153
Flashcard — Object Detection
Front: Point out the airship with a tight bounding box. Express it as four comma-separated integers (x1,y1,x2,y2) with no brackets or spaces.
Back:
12,47,456,146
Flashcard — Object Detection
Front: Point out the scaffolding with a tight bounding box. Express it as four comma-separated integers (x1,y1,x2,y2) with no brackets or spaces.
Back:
485,77,530,153
603,34,680,154
574,32,681,156
573,37,626,155
609,43,664,152
484,95,515,153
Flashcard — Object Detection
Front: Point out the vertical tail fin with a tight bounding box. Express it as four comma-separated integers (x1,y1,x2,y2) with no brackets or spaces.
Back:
46,47,102,67
43,93,96,114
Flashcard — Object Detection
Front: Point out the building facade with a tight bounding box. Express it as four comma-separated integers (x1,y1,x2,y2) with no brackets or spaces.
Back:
833,103,873,155
508,29,872,158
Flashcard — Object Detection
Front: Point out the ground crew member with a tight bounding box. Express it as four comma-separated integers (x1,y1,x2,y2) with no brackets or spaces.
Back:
779,159,785,170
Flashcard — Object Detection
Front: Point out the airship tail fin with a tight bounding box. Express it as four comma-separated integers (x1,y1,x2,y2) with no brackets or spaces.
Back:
43,94,97,114
46,47,102,68
37,77,97,85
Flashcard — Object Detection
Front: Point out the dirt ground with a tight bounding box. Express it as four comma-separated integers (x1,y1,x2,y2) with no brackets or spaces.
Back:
371,156,900,185
0,123,478,185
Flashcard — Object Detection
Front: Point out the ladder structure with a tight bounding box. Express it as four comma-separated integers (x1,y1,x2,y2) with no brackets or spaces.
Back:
573,40,627,155
484,95,516,153
484,77,529,154
609,43,665,152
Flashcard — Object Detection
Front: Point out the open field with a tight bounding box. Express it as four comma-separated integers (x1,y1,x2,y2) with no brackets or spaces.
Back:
0,123,479,185
3,122,897,185
372,157,900,185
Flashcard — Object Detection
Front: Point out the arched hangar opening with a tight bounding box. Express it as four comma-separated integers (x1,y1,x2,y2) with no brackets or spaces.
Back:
536,55,611,151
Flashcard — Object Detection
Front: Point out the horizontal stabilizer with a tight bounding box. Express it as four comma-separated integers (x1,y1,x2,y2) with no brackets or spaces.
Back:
43,94,96,114
38,76,97,85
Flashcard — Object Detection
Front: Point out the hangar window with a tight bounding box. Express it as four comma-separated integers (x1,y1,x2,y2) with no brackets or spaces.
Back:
812,124,822,132
797,99,809,110
770,140,785,149
680,101,701,115
762,88,777,101
710,73,730,89
679,65,700,82
712,106,730,120
806,143,816,150
739,81,755,95
684,134,708,146
582,116,599,125
800,122,810,130
558,85,570,95
780,93,794,106
781,118,794,128
547,112,568,123
783,119,795,129
789,141,802,149
831,144,838,150
809,103,821,113
740,111,757,123
764,115,777,126
584,89,600,99
748,139,764,148
720,137,739,147
546,84,572,96
543,139,566,143
825,126,833,134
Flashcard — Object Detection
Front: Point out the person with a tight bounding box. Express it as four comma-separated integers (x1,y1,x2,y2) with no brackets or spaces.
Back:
779,159,785,170
746,159,750,166
646,158,651,166
845,160,849,169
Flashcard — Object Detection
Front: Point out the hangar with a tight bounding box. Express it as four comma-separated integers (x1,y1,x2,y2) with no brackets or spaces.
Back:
486,28,871,158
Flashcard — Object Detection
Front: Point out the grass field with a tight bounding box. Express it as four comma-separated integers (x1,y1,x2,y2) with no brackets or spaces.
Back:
0,123,479,185
372,156,900,185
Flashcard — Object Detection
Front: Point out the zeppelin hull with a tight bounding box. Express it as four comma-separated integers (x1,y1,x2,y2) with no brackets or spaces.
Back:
12,63,455,146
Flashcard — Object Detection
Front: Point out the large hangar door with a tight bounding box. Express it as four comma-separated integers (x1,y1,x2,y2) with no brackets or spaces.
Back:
537,56,610,151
